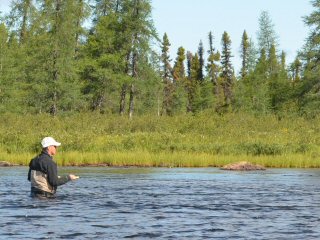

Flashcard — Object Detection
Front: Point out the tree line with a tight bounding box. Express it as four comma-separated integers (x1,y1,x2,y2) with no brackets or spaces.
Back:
0,0,319,118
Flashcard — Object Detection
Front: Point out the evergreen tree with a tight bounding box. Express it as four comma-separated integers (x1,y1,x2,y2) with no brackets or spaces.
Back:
119,0,157,118
25,0,87,114
268,44,278,75
84,0,157,116
220,31,234,109
82,11,127,113
171,46,187,114
6,0,37,44
173,46,185,81
289,56,302,84
207,31,220,89
185,51,196,113
197,40,204,82
0,23,8,76
188,53,201,112
268,47,291,113
0,23,8,111
298,0,320,116
257,11,278,53
246,48,270,114
247,38,258,73
93,0,121,19
240,30,249,79
160,33,173,115
206,31,220,109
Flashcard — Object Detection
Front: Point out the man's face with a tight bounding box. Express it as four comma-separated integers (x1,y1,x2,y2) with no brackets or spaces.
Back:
47,145,57,156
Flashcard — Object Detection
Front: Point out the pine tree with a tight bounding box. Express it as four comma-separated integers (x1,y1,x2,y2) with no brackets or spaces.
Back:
220,31,234,109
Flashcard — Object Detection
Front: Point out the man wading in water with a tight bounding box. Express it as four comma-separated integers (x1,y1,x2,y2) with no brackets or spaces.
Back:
28,137,79,198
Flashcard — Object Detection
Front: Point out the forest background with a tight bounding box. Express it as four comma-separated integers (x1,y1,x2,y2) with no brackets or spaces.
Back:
1,0,320,168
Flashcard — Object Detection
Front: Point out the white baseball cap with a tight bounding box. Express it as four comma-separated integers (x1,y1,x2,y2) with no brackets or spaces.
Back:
41,137,61,148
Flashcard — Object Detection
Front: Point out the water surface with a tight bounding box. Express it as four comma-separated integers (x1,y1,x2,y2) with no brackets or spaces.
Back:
0,167,319,239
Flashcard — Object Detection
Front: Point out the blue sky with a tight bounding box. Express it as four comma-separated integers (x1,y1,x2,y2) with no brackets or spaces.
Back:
152,0,313,73
1,0,314,73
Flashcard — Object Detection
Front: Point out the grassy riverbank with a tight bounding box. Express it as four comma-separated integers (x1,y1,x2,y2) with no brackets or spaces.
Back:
0,112,319,168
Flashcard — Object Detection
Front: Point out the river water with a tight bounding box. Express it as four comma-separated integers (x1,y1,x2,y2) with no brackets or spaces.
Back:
0,167,319,239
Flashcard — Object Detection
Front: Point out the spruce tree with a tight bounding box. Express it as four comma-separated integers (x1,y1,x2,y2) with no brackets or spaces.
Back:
197,40,204,82
186,51,194,112
220,31,234,109
207,31,220,98
160,33,173,116
240,30,249,79
173,47,186,81
171,46,187,114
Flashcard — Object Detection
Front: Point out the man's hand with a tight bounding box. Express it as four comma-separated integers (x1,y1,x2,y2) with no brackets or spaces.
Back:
68,174,80,180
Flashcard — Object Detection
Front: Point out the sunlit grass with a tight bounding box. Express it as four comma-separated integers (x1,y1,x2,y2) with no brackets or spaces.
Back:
3,150,319,168
1,112,320,168
58,152,320,168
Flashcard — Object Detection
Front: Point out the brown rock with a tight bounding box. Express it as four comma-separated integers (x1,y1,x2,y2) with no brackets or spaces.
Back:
0,161,18,167
221,161,266,171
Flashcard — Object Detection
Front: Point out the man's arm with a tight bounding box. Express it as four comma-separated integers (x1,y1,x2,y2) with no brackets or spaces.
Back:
46,162,70,187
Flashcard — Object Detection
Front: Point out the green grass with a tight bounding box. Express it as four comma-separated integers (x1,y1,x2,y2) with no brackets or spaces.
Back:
1,112,320,168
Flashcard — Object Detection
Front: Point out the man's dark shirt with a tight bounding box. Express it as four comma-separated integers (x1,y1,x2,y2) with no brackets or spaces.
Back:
28,151,69,192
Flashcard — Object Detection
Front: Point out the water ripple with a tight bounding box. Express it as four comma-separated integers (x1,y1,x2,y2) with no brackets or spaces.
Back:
1,167,320,239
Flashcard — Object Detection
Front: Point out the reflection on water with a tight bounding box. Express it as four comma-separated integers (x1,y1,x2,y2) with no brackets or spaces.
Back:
0,167,320,239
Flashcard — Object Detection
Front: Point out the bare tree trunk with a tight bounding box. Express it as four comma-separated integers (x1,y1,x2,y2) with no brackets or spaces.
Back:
129,43,138,119
129,83,134,119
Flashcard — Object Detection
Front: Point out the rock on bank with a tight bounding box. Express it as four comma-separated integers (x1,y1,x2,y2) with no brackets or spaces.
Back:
221,161,266,171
